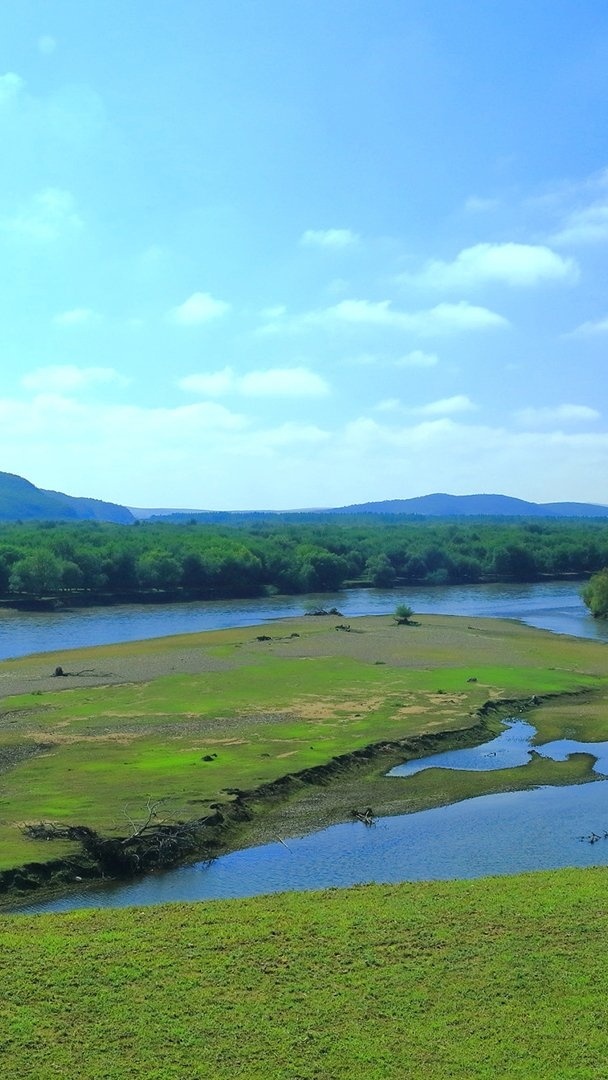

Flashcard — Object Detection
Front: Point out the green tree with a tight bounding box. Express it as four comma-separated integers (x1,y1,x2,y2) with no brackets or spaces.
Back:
365,553,397,587
582,569,608,618
136,550,182,591
491,543,538,581
9,552,64,596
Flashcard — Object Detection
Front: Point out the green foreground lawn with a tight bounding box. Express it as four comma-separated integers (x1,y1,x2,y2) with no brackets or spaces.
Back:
2,867,608,1079
1,613,608,870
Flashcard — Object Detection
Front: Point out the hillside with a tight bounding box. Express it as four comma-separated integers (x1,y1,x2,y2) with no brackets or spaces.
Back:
0,472,134,524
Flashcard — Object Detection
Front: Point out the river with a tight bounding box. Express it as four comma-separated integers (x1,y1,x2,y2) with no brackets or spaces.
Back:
0,579,606,662
7,579,608,914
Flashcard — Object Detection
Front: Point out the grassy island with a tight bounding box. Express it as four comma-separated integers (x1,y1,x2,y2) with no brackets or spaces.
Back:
0,613,607,887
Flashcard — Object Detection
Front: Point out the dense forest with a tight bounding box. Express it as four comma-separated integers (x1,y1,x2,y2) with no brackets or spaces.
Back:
0,517,607,607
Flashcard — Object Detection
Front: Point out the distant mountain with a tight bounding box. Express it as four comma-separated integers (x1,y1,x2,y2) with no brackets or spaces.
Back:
329,493,608,518
130,507,208,520
0,472,134,524
139,491,608,523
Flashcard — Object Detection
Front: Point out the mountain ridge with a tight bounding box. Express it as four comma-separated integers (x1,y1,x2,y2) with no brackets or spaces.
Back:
135,492,608,521
1,472,606,522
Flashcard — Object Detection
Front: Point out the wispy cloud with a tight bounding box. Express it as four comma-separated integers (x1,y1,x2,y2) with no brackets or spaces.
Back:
395,349,439,367
169,291,230,326
552,203,608,246
21,365,130,394
463,195,501,214
0,71,24,104
300,228,360,249
374,398,402,412
37,36,57,56
414,395,476,417
53,307,99,327
569,315,608,336
514,404,600,427
405,242,578,289
179,366,330,398
0,188,82,242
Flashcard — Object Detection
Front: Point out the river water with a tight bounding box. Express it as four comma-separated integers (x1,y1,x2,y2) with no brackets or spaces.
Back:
1,579,607,662
7,580,608,914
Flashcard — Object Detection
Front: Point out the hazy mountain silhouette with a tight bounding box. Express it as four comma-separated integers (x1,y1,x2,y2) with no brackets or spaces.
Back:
0,472,134,523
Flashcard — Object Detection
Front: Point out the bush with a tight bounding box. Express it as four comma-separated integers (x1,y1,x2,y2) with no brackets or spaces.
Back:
394,603,414,625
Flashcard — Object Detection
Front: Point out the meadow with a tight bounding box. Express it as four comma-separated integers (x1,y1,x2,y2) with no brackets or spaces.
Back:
2,868,608,1078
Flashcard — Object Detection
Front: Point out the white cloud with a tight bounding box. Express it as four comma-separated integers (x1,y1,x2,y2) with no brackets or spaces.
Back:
571,315,608,336
0,188,82,242
179,366,330,399
414,395,476,417
514,404,600,427
53,307,99,327
408,243,578,289
300,228,360,249
0,71,25,104
306,298,508,335
395,349,439,368
21,365,129,394
169,291,230,326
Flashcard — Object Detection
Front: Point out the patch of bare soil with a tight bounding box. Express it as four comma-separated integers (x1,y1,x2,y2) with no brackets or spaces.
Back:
0,742,54,773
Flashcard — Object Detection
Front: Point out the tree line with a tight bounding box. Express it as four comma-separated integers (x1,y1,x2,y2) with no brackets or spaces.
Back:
0,517,607,603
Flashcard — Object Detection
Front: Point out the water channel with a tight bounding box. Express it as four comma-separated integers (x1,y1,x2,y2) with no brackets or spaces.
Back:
6,580,608,914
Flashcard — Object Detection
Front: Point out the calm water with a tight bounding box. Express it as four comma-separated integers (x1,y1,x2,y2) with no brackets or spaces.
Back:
0,580,605,662
7,580,608,914
15,780,608,914
389,719,608,777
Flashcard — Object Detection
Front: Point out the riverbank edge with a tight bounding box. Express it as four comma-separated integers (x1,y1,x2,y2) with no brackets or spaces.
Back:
0,688,588,909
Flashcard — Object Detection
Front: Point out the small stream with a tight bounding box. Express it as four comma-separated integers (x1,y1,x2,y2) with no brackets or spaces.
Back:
389,719,608,777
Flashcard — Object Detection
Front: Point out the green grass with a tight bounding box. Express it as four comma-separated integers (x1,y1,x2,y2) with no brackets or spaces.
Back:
3,867,608,1077
1,614,608,870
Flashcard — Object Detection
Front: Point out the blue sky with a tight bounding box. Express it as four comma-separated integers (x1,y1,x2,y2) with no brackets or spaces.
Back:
1,1,608,510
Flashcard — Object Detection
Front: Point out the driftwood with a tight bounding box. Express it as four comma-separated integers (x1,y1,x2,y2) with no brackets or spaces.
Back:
21,798,216,877
579,830,608,844
352,807,375,826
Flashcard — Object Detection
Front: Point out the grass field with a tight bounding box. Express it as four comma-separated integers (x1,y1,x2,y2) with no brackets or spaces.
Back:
1,613,608,873
2,866,608,1078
